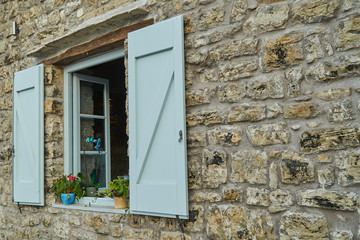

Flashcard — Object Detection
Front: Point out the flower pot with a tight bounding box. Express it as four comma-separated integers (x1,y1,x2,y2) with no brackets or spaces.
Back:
114,196,127,209
61,193,75,205
86,187,97,197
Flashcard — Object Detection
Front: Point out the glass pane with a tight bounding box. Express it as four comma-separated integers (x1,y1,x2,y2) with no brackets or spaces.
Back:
80,81,104,116
80,118,105,151
81,153,106,188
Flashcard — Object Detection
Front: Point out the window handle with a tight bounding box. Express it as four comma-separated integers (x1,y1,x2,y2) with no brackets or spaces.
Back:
178,130,183,143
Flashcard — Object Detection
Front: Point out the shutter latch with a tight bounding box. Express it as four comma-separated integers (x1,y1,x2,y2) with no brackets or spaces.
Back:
178,130,183,143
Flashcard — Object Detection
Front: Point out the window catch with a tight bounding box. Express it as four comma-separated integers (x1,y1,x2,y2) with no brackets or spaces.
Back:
17,202,22,214
176,215,185,233
178,130,183,143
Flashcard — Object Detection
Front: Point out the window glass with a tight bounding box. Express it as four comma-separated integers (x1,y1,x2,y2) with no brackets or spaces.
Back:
80,118,106,151
80,81,104,116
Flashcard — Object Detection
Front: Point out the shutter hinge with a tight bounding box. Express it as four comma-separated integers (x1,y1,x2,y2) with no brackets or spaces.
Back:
176,215,185,233
17,202,22,214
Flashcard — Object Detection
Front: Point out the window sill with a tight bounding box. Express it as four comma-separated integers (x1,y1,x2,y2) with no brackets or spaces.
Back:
52,197,128,214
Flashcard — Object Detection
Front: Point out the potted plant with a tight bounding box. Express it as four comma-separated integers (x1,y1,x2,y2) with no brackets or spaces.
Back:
101,177,129,209
85,171,102,197
50,173,86,205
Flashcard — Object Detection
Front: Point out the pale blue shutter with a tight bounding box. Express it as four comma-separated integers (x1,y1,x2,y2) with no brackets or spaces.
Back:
13,64,44,206
128,15,188,219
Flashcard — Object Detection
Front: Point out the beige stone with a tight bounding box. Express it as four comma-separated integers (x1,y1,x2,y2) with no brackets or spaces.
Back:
248,75,284,100
300,126,360,153
186,88,215,106
122,227,154,239
44,99,63,115
316,88,351,101
305,34,325,63
222,187,242,202
218,83,247,103
218,60,258,82
188,157,202,190
83,213,109,234
336,150,360,186
327,100,353,122
185,50,208,65
209,38,258,61
318,154,333,163
284,103,319,119
191,192,221,203
318,168,335,187
208,126,242,146
228,104,266,122
198,5,224,30
186,110,223,127
280,212,329,240
244,4,289,33
297,189,359,211
246,187,270,206
280,150,315,184
202,149,227,187
230,0,247,23
330,230,353,240
343,0,360,11
336,14,360,51
231,150,267,184
269,189,293,213
247,122,290,146
267,103,282,119
160,231,191,240
306,121,321,128
292,0,340,23
269,162,278,190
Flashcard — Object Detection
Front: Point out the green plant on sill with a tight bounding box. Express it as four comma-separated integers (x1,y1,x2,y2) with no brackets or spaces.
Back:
98,177,129,199
50,173,86,201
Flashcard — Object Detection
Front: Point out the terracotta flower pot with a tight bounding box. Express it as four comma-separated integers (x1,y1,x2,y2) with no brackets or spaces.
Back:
114,196,127,209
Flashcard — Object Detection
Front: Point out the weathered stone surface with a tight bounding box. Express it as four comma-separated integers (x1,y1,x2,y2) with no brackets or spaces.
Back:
267,103,282,119
248,75,284,100
22,215,41,227
305,34,325,63
218,83,247,102
280,150,315,184
198,5,225,30
45,117,62,142
269,162,278,190
330,230,353,240
218,60,258,82
280,212,329,240
202,149,227,187
269,189,293,213
336,150,360,186
300,126,360,153
83,213,109,234
123,227,154,239
199,68,218,82
191,192,221,203
306,121,321,128
192,31,223,48
208,126,242,146
209,38,258,61
186,88,216,106
222,187,242,202
228,104,266,122
231,150,267,184
244,4,289,33
343,0,360,11
284,103,319,119
247,122,290,146
327,100,353,122
183,205,204,232
297,189,359,211
187,131,207,148
316,88,351,101
246,187,270,206
185,49,208,65
188,157,202,190
336,14,360,51
292,0,340,23
306,54,360,82
230,0,247,23
187,110,223,127
318,167,335,187
206,205,275,240
318,154,333,163
285,68,303,97
44,99,63,115
160,231,190,240
262,31,304,70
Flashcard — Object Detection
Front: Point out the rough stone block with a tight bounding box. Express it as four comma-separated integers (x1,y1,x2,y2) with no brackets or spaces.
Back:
188,157,202,190
269,189,293,213
206,205,275,240
318,168,335,187
44,99,63,115
247,122,290,146
292,0,340,23
285,68,303,97
187,131,207,148
123,227,154,239
218,83,247,103
244,4,289,33
191,192,221,203
315,88,351,101
300,126,360,153
280,212,329,240
218,60,258,82
305,34,325,63
222,187,242,202
336,14,360,51
202,149,227,187
269,162,278,190
306,54,360,82
185,50,208,65
209,38,258,61
330,230,353,240
267,103,283,119
231,150,267,184
297,189,359,211
83,213,109,234
186,110,223,127
248,75,284,99
262,31,304,70
186,88,215,106
198,5,225,30
228,104,266,122
318,154,333,163
208,126,242,146
280,150,315,184
246,187,270,206
336,150,360,186
230,0,248,23
160,232,191,240
343,0,360,11
284,103,319,119
327,100,353,122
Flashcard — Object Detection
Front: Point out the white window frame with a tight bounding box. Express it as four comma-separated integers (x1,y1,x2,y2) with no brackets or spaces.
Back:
64,49,125,179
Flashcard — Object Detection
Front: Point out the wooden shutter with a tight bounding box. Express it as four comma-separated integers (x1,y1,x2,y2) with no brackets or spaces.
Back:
13,64,44,206
128,15,188,219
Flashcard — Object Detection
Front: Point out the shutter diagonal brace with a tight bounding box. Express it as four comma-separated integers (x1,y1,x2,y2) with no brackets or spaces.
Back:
176,215,184,233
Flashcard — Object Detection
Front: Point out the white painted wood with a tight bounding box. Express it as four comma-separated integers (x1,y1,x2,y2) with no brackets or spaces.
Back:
128,15,188,219
13,64,44,206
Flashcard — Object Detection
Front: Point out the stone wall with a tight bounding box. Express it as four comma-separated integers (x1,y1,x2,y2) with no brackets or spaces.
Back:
0,0,360,239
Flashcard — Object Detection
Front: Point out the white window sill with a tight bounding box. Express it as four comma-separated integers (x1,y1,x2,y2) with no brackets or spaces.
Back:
52,197,128,214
